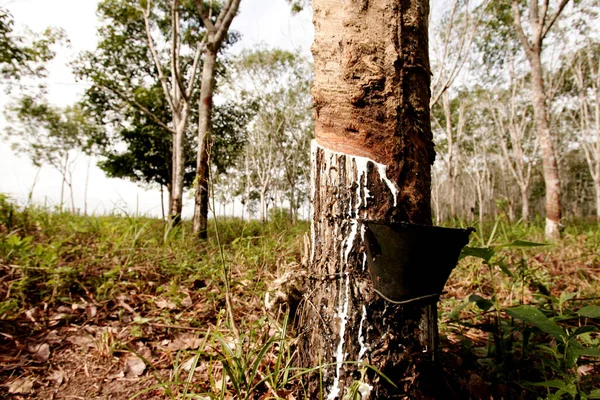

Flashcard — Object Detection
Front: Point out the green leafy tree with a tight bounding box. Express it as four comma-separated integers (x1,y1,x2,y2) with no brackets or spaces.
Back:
74,0,208,221
90,86,253,219
232,48,312,221
0,8,64,88
4,96,98,212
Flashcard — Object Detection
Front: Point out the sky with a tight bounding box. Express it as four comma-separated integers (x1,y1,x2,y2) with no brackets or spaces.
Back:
0,0,313,217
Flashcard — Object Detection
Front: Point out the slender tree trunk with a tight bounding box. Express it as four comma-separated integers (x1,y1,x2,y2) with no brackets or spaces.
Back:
192,0,241,238
297,0,438,398
476,173,484,230
170,115,188,222
160,184,165,221
433,171,442,224
84,156,91,216
529,55,562,238
259,188,266,222
60,154,68,212
193,49,218,239
595,90,600,221
511,0,568,239
243,154,250,221
68,173,75,214
595,176,600,221
290,183,296,221
521,184,530,223
443,92,457,219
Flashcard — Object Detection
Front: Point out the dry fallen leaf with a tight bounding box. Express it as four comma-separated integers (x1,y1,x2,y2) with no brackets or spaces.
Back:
56,305,73,314
86,304,98,319
155,298,176,310
166,334,203,351
24,307,40,323
213,377,225,392
181,293,193,308
6,377,35,394
578,364,594,376
45,330,61,344
67,335,93,347
47,370,65,386
107,371,125,380
28,343,50,362
180,357,197,372
277,389,296,400
124,356,146,377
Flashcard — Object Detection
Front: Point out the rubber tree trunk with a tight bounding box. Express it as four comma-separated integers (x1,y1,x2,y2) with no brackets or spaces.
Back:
511,0,565,240
529,55,562,239
595,178,600,221
442,91,457,219
521,184,530,223
170,110,189,223
193,49,218,239
296,0,438,398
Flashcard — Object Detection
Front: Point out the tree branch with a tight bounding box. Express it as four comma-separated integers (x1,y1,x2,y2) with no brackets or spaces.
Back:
214,0,241,47
185,36,208,100
171,0,188,103
142,0,176,113
194,0,216,34
512,0,534,57
539,0,549,25
529,0,540,28
541,0,569,40
99,82,174,134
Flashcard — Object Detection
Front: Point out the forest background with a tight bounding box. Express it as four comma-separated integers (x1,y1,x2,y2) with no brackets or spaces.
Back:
1,1,599,230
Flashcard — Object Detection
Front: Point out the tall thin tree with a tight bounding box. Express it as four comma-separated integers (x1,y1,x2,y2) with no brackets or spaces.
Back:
511,0,570,239
193,0,241,239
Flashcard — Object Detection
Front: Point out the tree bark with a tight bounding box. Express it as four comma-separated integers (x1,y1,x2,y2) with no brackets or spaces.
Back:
442,92,457,219
170,112,188,222
511,0,567,239
193,49,217,239
297,0,437,398
595,177,600,222
289,183,296,221
529,55,562,238
259,189,266,222
160,184,165,221
193,0,241,238
521,183,530,223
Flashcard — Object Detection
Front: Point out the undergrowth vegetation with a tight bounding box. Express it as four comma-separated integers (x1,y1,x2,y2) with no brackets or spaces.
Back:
1,194,599,399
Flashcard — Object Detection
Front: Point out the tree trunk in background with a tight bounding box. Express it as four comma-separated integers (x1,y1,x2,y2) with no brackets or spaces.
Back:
60,154,68,212
193,49,217,239
193,0,241,239
511,0,568,239
170,112,188,222
259,185,267,221
160,184,165,221
522,183,530,223
442,92,457,219
297,0,437,398
530,55,562,238
573,46,600,221
289,183,296,221
595,177,600,221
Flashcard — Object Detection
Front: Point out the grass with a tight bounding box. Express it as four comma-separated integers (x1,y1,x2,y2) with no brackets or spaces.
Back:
1,193,599,399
